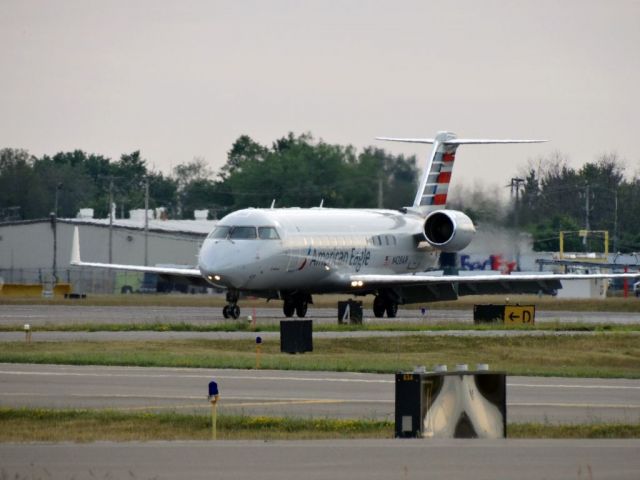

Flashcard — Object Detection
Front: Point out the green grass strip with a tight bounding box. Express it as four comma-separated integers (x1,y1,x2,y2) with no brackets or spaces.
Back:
0,408,391,441
1,408,638,441
1,321,639,333
1,334,639,378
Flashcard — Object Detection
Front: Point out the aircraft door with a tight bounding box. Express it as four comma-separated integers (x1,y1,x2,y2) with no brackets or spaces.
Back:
286,237,309,273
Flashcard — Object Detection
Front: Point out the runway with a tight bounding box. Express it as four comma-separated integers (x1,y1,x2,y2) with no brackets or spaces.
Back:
2,439,640,480
1,364,638,424
1,304,639,326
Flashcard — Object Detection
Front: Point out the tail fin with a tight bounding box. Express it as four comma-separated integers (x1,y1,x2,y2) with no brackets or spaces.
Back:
377,132,546,214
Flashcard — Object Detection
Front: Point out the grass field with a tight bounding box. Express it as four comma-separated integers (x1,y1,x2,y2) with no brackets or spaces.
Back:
2,320,639,333
1,293,640,312
1,408,638,442
2,334,639,378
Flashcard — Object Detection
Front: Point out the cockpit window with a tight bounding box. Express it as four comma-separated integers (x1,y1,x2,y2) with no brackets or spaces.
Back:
258,227,280,240
208,226,230,239
229,226,257,239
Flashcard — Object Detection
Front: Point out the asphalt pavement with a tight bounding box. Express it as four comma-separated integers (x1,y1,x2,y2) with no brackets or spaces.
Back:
2,439,639,480
1,304,639,326
1,364,638,424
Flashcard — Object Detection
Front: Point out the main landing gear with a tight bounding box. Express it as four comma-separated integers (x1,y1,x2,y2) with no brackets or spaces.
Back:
373,294,398,318
282,293,311,318
222,290,240,319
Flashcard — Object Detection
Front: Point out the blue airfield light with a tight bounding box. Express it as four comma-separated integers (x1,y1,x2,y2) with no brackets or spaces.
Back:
256,336,262,344
208,380,219,398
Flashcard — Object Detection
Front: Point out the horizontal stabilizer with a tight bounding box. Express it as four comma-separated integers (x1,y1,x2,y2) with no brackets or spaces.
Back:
377,131,547,212
376,137,547,145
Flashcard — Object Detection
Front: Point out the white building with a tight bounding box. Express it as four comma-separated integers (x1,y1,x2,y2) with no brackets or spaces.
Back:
0,214,216,293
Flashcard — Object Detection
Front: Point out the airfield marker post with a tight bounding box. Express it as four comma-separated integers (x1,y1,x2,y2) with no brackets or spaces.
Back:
24,324,31,344
208,381,219,440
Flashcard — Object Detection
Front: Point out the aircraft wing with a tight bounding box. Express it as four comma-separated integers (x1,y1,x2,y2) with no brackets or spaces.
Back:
70,227,202,278
349,272,640,288
71,260,201,277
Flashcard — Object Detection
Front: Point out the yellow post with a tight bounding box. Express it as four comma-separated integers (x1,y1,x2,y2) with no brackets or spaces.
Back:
255,336,263,370
210,396,219,440
256,344,261,369
208,380,219,441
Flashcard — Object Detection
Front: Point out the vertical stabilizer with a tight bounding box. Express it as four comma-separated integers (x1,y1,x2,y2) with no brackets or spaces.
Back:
413,131,459,211
377,133,546,216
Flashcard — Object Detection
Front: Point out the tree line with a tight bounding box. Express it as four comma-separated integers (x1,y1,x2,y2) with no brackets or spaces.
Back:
449,152,640,253
0,133,418,221
1,133,638,252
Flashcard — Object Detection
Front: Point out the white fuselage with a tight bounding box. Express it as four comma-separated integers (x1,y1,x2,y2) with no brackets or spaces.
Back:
198,207,437,293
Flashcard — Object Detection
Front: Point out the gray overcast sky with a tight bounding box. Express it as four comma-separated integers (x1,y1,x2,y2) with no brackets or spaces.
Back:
1,0,639,198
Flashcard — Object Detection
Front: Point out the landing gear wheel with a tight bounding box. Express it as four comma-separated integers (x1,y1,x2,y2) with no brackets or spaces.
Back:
223,304,240,319
385,302,398,318
295,302,308,318
283,302,295,318
373,296,386,318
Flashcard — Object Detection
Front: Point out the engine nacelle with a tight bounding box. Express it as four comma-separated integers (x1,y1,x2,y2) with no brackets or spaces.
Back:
423,210,476,252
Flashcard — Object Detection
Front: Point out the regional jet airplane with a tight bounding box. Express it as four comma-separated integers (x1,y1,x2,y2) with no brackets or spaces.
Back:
71,131,639,319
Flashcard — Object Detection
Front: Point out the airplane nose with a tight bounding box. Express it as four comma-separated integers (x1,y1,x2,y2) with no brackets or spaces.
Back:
198,240,240,287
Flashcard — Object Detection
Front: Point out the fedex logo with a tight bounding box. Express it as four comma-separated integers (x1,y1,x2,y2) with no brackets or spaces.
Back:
460,254,517,274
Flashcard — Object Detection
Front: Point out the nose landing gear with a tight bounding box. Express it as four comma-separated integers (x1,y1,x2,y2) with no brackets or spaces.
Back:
222,290,241,319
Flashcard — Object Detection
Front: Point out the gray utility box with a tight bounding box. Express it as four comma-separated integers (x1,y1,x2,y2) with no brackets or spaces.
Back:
473,304,506,323
338,299,363,324
395,371,506,439
280,320,313,354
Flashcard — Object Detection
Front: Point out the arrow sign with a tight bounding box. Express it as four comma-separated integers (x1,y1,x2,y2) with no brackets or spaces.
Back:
504,305,535,325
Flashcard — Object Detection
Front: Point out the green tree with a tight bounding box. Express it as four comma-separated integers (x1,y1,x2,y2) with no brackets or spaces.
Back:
0,149,40,219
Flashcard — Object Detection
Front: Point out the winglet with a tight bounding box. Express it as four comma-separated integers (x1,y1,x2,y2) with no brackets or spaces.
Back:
71,226,81,265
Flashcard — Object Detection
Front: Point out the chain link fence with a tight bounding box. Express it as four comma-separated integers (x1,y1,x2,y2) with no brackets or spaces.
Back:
0,268,144,294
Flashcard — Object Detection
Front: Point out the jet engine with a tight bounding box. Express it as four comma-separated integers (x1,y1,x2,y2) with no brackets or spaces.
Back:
423,210,475,252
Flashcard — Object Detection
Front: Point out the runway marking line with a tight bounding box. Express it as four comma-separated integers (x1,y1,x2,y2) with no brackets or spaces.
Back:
508,383,640,390
0,369,392,384
2,392,639,410
2,369,640,390
107,399,349,412
510,402,640,409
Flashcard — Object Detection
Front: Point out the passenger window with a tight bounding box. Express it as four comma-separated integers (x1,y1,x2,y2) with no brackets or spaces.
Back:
258,227,280,240
208,226,230,239
229,226,257,239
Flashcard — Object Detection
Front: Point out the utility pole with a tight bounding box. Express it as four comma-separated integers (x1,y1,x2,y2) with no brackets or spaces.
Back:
377,175,384,209
144,177,149,266
108,179,114,263
509,178,525,269
613,189,619,253
509,178,525,229
584,184,590,252
51,182,63,284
